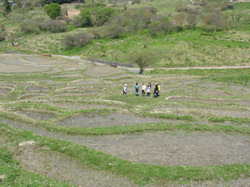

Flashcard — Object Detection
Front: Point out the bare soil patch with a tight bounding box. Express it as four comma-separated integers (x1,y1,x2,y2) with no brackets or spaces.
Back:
236,100,250,106
206,109,250,118
85,66,124,77
157,178,250,187
0,88,11,94
57,113,166,127
54,103,112,110
229,85,250,95
18,94,48,100
73,80,98,85
26,86,50,91
0,64,50,73
13,144,134,187
72,131,250,167
4,119,250,167
198,83,219,89
195,89,231,97
18,111,56,120
67,9,80,19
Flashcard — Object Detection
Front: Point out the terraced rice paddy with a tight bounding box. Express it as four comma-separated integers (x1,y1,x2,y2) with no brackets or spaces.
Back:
0,54,249,186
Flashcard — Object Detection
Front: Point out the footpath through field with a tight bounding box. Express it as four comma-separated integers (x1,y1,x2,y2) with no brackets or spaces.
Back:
54,55,250,71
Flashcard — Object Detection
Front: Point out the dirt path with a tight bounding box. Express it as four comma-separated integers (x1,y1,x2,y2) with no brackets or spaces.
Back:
55,55,250,72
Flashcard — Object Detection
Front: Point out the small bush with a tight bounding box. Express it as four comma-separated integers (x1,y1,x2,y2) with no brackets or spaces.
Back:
62,32,93,49
148,18,173,37
103,24,126,39
73,16,84,27
0,32,6,42
74,7,115,28
134,0,141,4
20,20,40,34
176,5,188,12
38,20,67,33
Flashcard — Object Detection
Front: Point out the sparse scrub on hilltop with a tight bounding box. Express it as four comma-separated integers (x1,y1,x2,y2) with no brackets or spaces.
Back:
102,7,156,38
20,18,67,34
148,17,173,37
62,32,93,49
73,7,115,28
38,19,67,33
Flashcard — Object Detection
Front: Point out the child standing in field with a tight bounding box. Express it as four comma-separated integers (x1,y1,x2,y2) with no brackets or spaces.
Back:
135,83,139,96
147,83,151,96
123,84,128,95
142,83,146,96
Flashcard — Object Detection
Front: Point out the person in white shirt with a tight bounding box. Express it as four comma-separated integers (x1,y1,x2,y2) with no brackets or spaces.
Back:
142,83,146,96
123,84,128,95
147,83,151,97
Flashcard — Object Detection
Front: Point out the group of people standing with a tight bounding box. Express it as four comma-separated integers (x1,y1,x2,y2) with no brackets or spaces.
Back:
123,83,160,98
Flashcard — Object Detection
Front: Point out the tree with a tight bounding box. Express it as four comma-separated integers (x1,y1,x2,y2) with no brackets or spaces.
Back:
62,32,93,49
203,11,226,32
186,11,200,30
132,52,155,74
45,3,61,20
174,12,186,31
148,17,172,37
3,0,11,15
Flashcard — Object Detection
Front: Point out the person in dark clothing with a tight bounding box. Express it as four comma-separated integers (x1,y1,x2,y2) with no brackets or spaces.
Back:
153,84,159,98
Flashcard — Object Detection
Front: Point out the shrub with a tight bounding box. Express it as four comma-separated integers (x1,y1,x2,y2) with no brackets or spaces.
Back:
148,18,173,37
45,3,61,20
95,8,115,26
20,0,44,8
74,7,115,28
173,12,186,30
73,15,84,27
38,20,67,33
186,11,200,30
134,0,141,4
20,20,41,34
0,32,6,42
88,28,102,39
3,0,11,14
62,32,93,49
176,5,188,12
42,0,84,5
103,23,126,39
202,11,227,32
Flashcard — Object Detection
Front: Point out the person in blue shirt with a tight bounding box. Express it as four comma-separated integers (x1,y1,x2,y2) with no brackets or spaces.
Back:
135,83,139,96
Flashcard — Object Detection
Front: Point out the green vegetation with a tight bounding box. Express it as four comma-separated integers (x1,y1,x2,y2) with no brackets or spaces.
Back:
0,146,72,186
0,0,249,67
45,3,61,20
149,68,250,85
0,0,250,185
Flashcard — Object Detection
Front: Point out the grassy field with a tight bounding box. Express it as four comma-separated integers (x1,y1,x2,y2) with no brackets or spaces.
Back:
0,1,249,67
0,0,250,186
